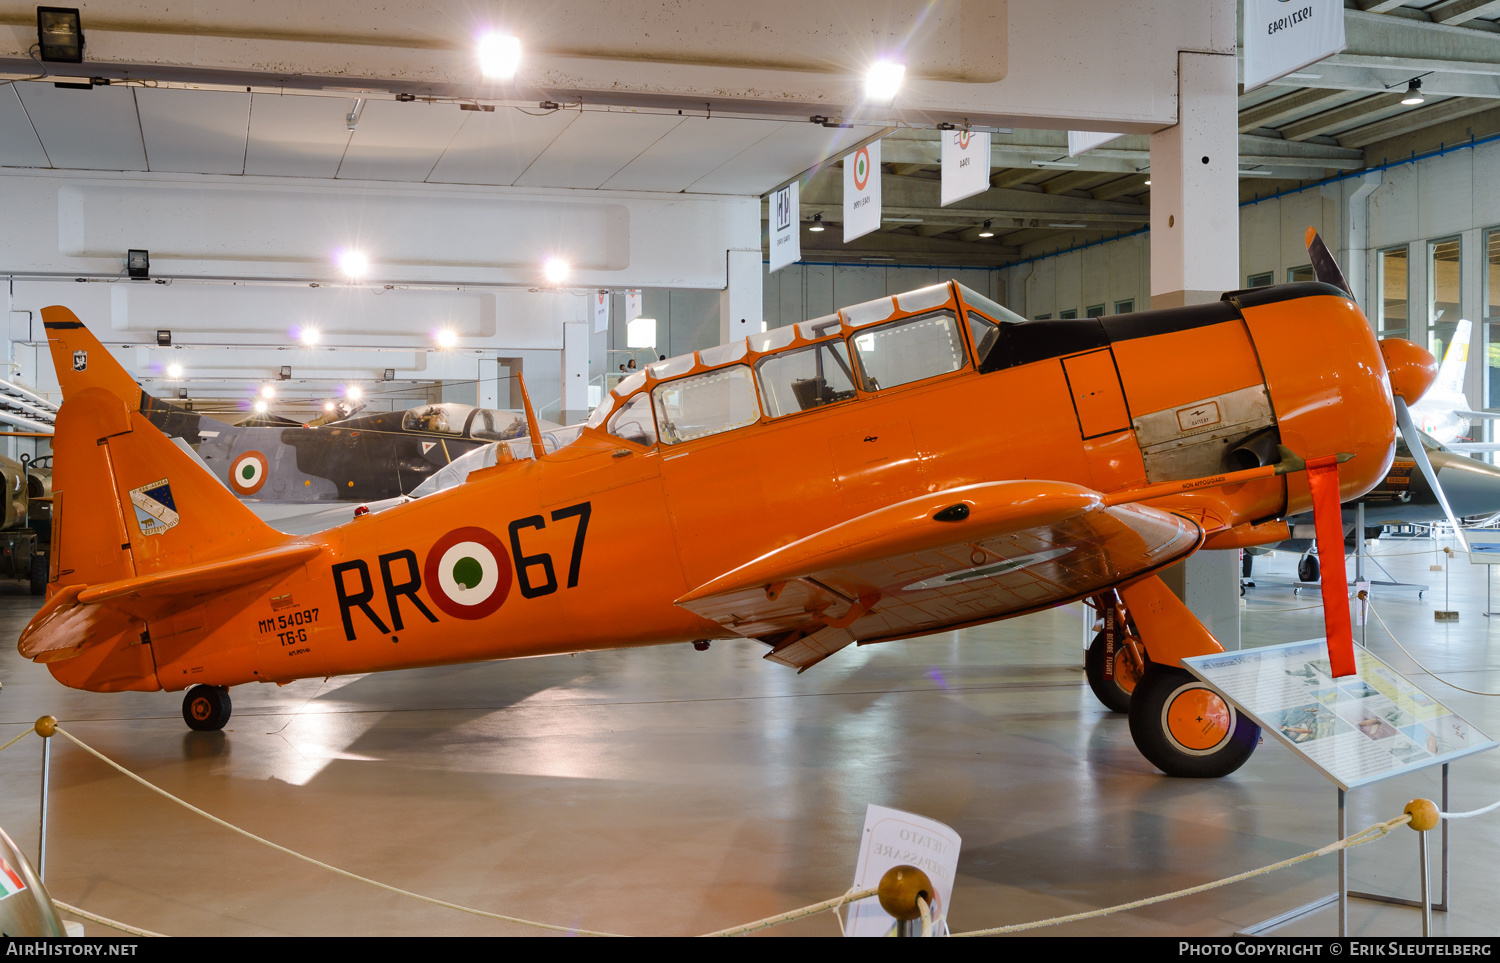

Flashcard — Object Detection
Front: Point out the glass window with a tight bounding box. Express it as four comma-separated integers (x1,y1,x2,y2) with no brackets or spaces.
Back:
468,409,527,441
1288,264,1315,283
402,403,472,435
652,365,761,445
1033,314,1052,321
1059,309,1078,320
848,310,967,392
1085,304,1105,318
1484,230,1500,411
1114,299,1135,313
607,393,657,447
967,312,1001,368
1378,246,1408,341
1429,237,1461,360
955,285,1027,326
756,341,858,418
1246,272,1273,288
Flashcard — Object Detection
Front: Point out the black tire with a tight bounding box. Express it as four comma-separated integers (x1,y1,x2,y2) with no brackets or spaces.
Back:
1127,665,1259,778
1085,630,1137,713
28,551,46,596
182,685,232,732
1297,554,1320,583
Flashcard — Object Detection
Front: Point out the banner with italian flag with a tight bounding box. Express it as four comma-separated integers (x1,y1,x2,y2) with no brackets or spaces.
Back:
843,140,881,242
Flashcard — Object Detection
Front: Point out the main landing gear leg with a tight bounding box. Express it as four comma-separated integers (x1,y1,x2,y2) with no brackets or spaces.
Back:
182,685,232,731
1115,576,1259,778
1084,591,1148,713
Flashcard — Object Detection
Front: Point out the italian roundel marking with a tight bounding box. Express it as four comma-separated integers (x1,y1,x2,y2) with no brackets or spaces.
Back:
230,451,269,495
424,527,512,619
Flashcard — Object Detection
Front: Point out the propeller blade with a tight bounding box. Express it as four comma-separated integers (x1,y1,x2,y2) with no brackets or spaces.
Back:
1304,227,1353,299
1395,395,1470,553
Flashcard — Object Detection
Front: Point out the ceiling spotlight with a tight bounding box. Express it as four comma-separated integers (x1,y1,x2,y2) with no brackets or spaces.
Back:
36,7,83,63
435,328,458,349
543,258,570,284
166,363,183,379
1144,178,1151,185
127,249,150,279
1401,78,1425,106
337,249,369,280
865,60,906,104
478,31,522,81
156,329,171,346
261,385,276,399
300,326,321,346
383,368,396,381
809,213,825,233
253,399,269,413
346,385,364,401
977,220,994,238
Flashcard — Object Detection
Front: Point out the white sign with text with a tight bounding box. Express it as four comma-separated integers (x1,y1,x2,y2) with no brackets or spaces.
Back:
845,804,961,937
843,140,882,242
1068,130,1126,157
625,290,642,322
940,130,990,206
1243,0,1346,92
592,290,609,334
769,180,801,272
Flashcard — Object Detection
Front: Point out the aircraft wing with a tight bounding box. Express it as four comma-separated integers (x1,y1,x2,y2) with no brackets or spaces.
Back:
1455,410,1500,421
1445,441,1500,452
676,481,1201,671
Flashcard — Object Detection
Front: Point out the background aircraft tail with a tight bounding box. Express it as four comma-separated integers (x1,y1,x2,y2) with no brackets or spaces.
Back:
1435,318,1471,398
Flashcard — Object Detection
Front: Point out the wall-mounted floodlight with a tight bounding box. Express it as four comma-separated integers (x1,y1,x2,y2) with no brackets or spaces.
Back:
865,60,905,104
156,329,171,346
127,249,149,279
478,32,522,80
627,317,657,349
347,385,364,401
383,368,395,381
1401,79,1424,106
337,249,369,280
543,258,570,284
323,401,336,412
36,7,83,63
279,366,292,381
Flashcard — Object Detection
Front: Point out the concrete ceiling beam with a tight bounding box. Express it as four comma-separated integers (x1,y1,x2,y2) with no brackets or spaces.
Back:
1336,95,1500,146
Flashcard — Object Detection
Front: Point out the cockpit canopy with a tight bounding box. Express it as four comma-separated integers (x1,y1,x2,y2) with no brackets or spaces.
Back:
400,403,529,441
585,281,1026,449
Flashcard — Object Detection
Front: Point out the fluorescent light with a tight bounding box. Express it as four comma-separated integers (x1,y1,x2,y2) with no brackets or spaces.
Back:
337,249,369,279
167,363,183,379
543,258,570,284
882,216,923,224
1401,79,1424,106
1238,169,1275,177
478,32,522,80
1031,160,1079,169
435,328,457,349
300,326,321,346
865,60,905,104
1048,222,1087,229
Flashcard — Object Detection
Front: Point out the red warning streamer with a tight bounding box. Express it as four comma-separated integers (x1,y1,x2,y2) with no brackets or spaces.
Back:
1307,455,1356,678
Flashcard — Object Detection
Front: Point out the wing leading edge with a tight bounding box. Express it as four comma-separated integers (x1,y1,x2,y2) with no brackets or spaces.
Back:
676,481,1203,671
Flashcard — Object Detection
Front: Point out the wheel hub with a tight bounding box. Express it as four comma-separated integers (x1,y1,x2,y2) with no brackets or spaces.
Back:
1163,685,1232,752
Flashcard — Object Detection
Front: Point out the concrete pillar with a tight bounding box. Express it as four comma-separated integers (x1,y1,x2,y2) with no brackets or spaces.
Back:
561,320,590,425
476,359,499,409
719,249,763,345
1150,50,1242,648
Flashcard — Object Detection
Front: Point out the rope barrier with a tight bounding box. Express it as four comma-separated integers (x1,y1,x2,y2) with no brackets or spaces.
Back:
699,887,877,937
1440,799,1500,820
0,728,34,755
1365,605,1500,697
51,900,167,938
950,814,1412,936
52,727,629,938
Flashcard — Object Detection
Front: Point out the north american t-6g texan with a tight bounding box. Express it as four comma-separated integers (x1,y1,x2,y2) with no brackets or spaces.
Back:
19,232,1440,778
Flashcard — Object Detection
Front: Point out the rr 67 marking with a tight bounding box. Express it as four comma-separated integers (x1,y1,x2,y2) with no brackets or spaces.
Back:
259,607,319,646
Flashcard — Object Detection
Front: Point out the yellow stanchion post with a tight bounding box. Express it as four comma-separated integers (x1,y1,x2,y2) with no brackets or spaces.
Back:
878,865,934,937
1405,799,1440,937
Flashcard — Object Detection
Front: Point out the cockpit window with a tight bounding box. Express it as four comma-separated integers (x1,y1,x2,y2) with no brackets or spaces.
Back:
756,340,858,417
967,313,1001,368
848,310,967,392
468,409,527,441
652,364,761,445
607,393,657,447
403,403,472,435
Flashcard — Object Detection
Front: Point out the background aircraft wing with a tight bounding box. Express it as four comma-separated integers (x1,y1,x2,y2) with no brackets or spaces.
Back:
676,481,1201,671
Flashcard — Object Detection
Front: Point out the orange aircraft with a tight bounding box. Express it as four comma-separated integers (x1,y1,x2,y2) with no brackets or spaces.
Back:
17,242,1439,778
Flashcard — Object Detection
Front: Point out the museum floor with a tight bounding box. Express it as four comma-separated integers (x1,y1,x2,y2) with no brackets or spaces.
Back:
0,539,1496,938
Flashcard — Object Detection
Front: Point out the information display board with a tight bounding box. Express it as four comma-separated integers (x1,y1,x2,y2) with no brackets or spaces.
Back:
1184,640,1495,791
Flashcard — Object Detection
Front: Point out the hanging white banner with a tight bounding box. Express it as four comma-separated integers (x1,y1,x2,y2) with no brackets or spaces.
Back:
940,130,990,206
1068,130,1126,156
625,290,642,322
592,290,609,334
1242,0,1346,92
845,805,961,937
843,140,881,243
768,180,801,273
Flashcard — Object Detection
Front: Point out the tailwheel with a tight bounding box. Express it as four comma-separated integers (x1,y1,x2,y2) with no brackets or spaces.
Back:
1127,665,1258,778
182,685,232,732
1085,630,1145,713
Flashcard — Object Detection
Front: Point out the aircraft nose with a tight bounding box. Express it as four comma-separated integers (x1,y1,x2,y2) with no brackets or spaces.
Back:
1380,338,1438,405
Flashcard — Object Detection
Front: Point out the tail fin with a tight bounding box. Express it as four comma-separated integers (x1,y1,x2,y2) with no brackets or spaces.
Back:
1435,318,1471,398
20,385,316,675
40,306,145,407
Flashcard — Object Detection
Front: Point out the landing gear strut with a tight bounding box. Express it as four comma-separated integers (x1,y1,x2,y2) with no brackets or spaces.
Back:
1083,593,1147,713
182,685,232,731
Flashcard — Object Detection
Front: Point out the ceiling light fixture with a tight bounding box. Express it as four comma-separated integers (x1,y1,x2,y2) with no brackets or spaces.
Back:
543,258,570,284
478,32,522,81
977,220,994,238
435,328,458,349
1048,222,1088,229
1238,168,1275,177
324,401,335,413
261,385,276,399
167,363,183,379
1030,160,1080,169
346,385,364,401
809,213,825,232
300,326,321,347
865,60,906,104
36,7,83,63
337,249,369,280
253,399,269,413
1401,78,1425,106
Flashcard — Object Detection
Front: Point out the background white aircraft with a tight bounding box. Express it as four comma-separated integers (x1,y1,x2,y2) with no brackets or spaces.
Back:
1408,318,1500,452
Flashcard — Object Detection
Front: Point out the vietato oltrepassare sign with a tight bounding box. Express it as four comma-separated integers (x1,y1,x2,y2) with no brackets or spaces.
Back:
1242,0,1346,92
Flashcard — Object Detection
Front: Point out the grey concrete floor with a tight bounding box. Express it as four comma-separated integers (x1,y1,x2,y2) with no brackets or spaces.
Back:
0,539,1496,937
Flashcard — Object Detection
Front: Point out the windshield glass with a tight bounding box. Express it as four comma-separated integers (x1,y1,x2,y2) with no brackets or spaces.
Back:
653,365,761,444
409,443,500,497
608,393,657,447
